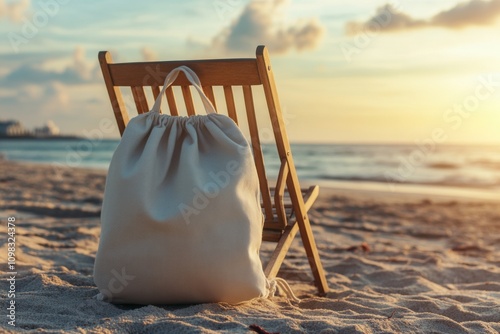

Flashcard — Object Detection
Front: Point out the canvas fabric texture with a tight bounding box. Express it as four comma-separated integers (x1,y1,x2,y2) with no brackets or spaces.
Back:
94,66,269,304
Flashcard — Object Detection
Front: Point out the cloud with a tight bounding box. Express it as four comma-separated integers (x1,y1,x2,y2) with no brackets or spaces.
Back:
346,0,500,35
1,47,98,86
19,84,43,99
0,47,98,117
0,0,30,22
2,81,70,116
211,0,324,55
141,47,157,61
345,4,425,35
3,64,83,85
432,0,500,28
73,46,93,81
45,82,69,108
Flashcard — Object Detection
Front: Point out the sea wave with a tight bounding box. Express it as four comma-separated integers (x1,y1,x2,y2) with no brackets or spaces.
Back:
427,162,460,170
470,159,500,170
2,141,500,189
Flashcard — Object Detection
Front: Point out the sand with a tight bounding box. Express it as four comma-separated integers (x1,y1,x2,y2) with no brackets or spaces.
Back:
1,160,499,333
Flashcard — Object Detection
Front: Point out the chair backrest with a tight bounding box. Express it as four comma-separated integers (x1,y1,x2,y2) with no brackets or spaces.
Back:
98,45,308,232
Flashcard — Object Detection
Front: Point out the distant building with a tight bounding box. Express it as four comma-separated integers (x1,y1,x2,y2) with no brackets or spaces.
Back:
0,120,66,138
0,120,27,136
34,120,60,137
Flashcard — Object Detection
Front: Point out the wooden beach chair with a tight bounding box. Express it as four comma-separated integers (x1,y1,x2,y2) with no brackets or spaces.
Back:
98,45,329,295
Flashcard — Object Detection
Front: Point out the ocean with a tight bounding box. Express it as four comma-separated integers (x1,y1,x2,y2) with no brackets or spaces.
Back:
1,139,500,191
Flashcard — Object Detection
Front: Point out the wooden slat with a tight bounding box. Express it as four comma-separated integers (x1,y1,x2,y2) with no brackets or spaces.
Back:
266,187,316,208
262,229,283,243
264,223,300,276
151,86,161,99
273,158,289,230
303,186,319,212
131,86,149,114
108,59,261,86
165,87,178,116
264,186,318,219
243,85,273,222
202,85,217,109
151,86,161,113
256,45,329,295
98,51,129,135
223,86,238,124
264,160,290,231
181,86,196,116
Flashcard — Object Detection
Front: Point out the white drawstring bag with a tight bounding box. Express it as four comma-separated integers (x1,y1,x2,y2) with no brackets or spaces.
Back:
94,66,271,305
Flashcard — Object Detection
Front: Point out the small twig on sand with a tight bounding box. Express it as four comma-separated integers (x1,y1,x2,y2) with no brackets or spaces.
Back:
249,324,280,334
388,310,396,319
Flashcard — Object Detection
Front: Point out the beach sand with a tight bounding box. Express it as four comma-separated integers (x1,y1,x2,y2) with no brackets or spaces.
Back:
1,160,499,333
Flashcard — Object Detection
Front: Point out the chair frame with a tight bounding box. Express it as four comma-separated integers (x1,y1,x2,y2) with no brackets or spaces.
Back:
98,45,329,295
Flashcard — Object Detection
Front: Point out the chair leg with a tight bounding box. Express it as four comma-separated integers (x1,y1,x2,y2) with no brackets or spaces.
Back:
264,223,300,279
296,213,329,295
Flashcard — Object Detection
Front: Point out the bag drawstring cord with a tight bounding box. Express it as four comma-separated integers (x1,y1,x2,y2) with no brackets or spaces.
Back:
266,278,301,303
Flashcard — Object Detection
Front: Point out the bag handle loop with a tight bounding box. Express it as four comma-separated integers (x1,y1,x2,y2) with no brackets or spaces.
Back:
151,66,217,115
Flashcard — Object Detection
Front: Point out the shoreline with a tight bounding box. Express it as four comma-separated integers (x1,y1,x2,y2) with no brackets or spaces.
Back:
309,179,500,203
0,135,82,140
1,159,498,203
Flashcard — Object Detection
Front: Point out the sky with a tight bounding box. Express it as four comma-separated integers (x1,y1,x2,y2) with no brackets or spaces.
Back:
0,0,499,144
